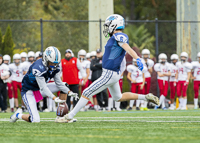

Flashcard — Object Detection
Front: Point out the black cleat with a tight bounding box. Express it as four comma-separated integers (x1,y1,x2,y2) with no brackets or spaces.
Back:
127,107,132,111
136,107,140,110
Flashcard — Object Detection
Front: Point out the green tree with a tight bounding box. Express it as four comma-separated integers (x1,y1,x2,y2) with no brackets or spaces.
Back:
3,25,14,57
124,24,155,57
0,29,2,54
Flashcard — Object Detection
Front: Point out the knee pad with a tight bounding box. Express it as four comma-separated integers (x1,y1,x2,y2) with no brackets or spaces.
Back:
60,83,69,94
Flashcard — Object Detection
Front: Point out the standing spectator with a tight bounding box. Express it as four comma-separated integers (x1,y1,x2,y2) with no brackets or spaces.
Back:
0,54,10,112
154,53,171,110
169,54,178,110
90,49,108,110
141,49,154,110
176,52,192,110
61,49,86,109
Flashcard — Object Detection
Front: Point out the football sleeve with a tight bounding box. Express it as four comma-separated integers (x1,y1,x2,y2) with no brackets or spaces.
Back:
54,73,70,94
114,33,129,47
154,64,161,72
148,60,154,68
127,65,133,73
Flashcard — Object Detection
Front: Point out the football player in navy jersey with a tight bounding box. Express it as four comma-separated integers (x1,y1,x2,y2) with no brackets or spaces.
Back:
56,14,159,123
10,46,79,123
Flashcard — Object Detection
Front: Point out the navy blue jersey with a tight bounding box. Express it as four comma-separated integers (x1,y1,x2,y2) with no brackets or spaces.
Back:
21,59,60,95
102,32,129,72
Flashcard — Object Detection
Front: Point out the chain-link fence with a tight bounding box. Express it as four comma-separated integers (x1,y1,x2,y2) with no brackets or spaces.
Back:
0,19,198,98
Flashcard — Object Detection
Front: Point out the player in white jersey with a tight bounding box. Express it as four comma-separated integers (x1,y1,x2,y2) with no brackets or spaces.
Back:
22,51,35,74
9,54,25,109
78,49,90,93
141,49,154,111
191,52,200,109
168,54,178,110
175,52,192,110
3,55,14,112
56,14,159,123
127,59,147,111
20,52,27,63
0,54,10,112
154,53,171,110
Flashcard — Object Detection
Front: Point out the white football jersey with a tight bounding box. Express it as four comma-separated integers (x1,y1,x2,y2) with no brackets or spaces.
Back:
120,57,126,79
21,61,32,72
127,64,147,83
169,63,178,82
176,61,192,81
141,58,154,78
9,63,24,82
78,60,90,79
0,63,10,83
191,61,200,81
154,62,170,81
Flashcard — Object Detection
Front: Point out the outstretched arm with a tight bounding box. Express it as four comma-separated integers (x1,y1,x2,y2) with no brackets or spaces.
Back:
121,43,139,59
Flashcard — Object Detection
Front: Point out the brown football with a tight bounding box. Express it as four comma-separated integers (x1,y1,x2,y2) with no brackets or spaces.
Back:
56,102,68,117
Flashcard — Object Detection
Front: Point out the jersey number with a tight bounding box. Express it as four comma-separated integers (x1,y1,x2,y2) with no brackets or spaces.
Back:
120,36,123,42
197,68,200,75
179,68,183,74
16,70,20,77
136,71,139,78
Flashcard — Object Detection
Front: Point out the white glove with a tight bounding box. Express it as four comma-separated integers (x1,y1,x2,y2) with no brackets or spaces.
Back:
68,91,79,101
54,97,66,103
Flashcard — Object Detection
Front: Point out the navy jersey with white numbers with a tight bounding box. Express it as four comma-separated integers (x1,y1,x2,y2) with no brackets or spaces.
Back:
102,32,129,72
21,58,60,95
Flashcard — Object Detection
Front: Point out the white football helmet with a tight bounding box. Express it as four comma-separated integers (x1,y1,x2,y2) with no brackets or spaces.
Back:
13,54,21,60
86,53,91,59
170,54,179,60
142,49,150,58
20,52,27,58
180,52,188,59
159,53,167,63
103,14,125,37
197,52,200,58
28,51,35,58
35,51,41,58
43,46,61,70
3,55,11,62
78,49,86,61
90,51,97,57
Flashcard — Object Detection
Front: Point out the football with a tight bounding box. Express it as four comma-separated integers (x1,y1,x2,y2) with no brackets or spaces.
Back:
56,102,68,117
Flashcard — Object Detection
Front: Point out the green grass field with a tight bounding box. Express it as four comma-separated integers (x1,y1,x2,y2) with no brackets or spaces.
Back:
1,109,200,143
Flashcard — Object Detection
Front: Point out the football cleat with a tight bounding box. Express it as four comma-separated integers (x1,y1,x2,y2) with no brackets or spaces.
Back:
176,106,182,110
154,105,159,110
168,106,175,110
194,106,198,109
10,108,22,123
140,107,144,111
64,114,77,123
180,107,187,110
136,107,140,110
145,93,159,105
162,107,167,110
143,107,150,111
127,107,132,111
116,108,122,111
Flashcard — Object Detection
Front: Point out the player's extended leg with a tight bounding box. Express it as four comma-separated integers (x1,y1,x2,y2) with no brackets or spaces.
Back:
155,79,164,110
12,81,18,108
10,91,40,123
193,81,199,109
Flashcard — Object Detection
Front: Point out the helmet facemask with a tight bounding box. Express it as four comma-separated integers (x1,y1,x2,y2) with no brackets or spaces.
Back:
103,21,116,38
47,61,59,71
180,56,187,64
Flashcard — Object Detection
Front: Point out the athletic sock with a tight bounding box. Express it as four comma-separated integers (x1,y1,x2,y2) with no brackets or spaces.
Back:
115,101,120,109
144,101,148,108
108,98,113,110
161,96,166,108
138,94,147,101
159,95,165,107
68,97,88,119
52,100,56,111
194,98,198,107
129,100,135,107
16,113,23,119
140,100,144,108
70,104,73,111
136,100,141,107
179,98,183,107
48,98,53,111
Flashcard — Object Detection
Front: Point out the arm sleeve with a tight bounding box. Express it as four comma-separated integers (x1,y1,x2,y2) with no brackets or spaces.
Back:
77,59,86,78
54,73,70,94
90,60,99,71
94,63,102,68
35,76,55,99
154,64,160,72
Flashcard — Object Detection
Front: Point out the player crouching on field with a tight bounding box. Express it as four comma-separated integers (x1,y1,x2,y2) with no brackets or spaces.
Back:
154,53,171,110
55,14,159,123
191,52,200,109
175,52,192,110
168,54,178,110
10,46,79,123
127,59,147,111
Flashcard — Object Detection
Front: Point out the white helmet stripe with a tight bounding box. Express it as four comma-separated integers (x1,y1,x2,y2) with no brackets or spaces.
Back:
53,46,58,63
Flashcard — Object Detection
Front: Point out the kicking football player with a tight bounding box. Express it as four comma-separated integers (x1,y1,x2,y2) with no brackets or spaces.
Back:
9,54,24,110
127,59,147,111
191,52,200,109
154,53,171,110
56,14,159,123
10,46,78,123
175,52,192,110
168,54,178,110
141,49,154,111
